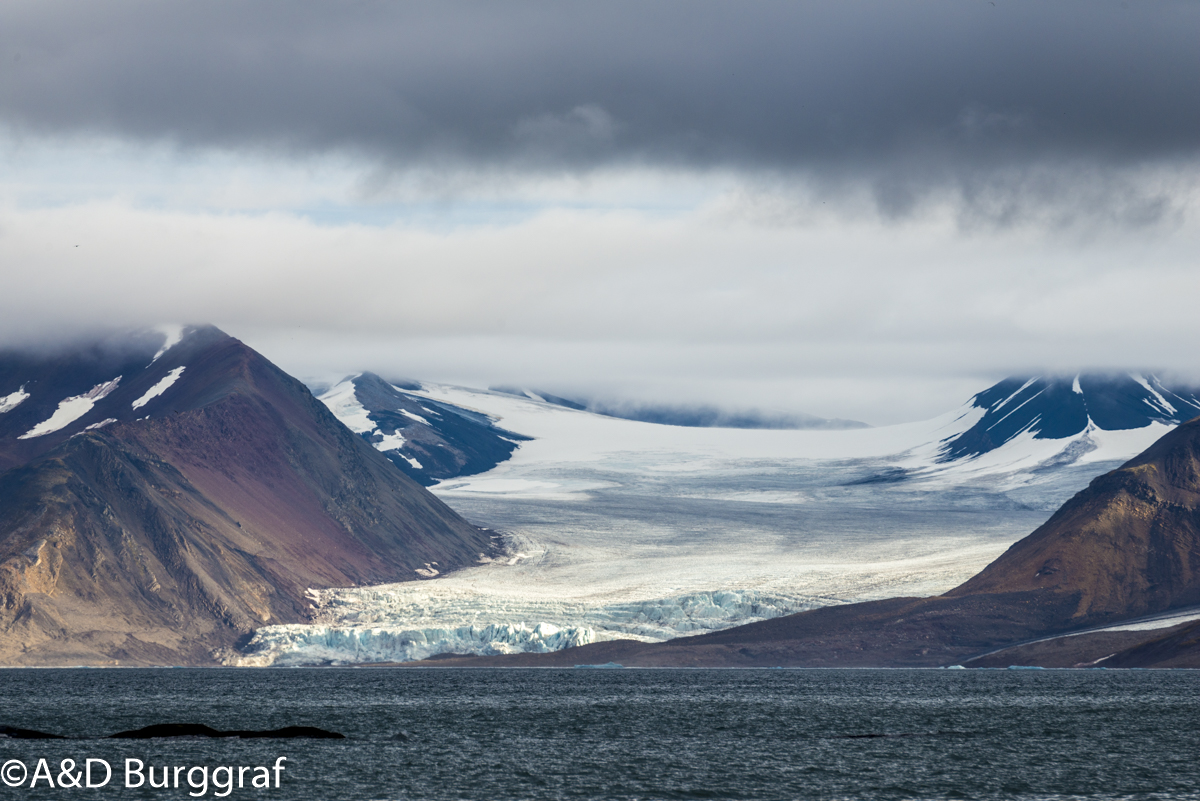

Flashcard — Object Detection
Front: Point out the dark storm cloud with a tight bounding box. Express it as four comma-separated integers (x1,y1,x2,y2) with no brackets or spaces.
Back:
0,1,1197,196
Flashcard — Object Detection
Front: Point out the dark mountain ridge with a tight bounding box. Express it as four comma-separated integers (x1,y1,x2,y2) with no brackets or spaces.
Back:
939,373,1200,462
0,328,491,665
321,372,530,486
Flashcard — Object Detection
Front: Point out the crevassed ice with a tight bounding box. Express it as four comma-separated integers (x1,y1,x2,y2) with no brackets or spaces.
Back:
0,385,30,414
229,587,816,666
18,377,122,439
131,366,186,410
233,622,594,667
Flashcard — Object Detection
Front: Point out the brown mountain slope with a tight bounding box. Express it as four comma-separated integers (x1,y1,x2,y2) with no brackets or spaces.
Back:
0,329,492,666
946,416,1200,623
1101,618,1200,668
430,416,1200,668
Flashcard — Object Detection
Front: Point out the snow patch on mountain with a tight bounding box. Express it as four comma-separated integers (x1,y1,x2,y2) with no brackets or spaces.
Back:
408,382,1165,500
1132,373,1177,416
317,373,528,485
18,377,122,439
318,377,423,464
0,386,29,415
131,366,185,410
318,376,375,434
375,431,406,451
915,420,1173,489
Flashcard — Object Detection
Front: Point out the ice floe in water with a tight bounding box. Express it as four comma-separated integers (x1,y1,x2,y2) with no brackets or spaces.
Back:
19,377,122,439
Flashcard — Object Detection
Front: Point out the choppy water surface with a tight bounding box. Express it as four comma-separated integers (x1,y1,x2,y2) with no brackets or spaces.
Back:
1,668,1198,800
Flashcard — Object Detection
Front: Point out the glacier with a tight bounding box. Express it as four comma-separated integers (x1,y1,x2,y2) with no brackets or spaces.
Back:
233,579,817,666
230,380,1179,666
235,621,596,667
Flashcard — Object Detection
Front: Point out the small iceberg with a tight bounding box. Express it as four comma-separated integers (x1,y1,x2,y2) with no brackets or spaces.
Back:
1007,665,1046,670
574,662,624,669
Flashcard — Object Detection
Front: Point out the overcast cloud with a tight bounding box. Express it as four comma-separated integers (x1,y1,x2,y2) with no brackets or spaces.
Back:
0,1,1197,423
3,2,1198,207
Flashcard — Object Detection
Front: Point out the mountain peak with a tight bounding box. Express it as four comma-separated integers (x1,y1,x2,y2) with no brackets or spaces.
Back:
0,327,490,665
0,325,236,464
938,372,1200,462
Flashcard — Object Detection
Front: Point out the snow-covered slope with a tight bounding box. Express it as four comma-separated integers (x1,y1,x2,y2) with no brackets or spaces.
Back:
237,373,1189,666
488,385,869,430
316,373,529,486
938,373,1200,462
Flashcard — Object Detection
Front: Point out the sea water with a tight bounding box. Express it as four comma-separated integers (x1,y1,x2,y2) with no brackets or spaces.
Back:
0,668,1197,800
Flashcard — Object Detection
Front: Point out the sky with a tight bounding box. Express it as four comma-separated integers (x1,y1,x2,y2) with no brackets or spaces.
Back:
0,0,1197,425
